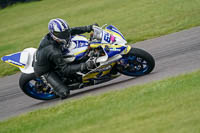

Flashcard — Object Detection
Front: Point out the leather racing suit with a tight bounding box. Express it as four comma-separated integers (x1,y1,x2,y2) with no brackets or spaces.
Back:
33,25,93,98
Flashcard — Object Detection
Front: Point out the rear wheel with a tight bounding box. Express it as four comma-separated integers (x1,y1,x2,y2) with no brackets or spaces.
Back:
19,73,57,100
116,48,155,76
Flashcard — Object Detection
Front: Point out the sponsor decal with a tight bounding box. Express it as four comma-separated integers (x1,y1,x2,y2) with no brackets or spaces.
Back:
109,47,121,51
73,40,88,48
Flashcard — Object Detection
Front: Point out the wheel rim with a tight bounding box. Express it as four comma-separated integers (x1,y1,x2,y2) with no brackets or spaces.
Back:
119,56,149,76
24,78,56,100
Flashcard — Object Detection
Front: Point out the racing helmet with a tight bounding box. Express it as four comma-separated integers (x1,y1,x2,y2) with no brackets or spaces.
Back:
48,18,71,47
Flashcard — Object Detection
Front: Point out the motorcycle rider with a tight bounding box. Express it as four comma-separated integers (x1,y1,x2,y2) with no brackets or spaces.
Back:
34,18,98,99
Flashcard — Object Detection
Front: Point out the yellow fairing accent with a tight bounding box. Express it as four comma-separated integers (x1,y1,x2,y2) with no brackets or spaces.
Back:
5,61,25,68
89,43,101,48
123,45,131,54
82,72,99,83
82,63,116,83
74,50,87,55
90,43,124,49
101,63,116,77
101,67,112,77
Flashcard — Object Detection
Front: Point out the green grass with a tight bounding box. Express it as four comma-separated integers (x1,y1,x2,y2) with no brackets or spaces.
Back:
0,70,200,133
0,0,200,76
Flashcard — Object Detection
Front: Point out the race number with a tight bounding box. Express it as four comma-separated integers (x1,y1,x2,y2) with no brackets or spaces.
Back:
104,32,111,43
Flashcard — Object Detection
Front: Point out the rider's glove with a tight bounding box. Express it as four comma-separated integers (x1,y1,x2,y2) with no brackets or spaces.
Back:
87,23,99,32
92,23,99,27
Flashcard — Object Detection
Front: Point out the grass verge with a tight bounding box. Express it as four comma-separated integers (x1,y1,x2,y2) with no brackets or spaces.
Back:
0,70,200,133
0,0,200,76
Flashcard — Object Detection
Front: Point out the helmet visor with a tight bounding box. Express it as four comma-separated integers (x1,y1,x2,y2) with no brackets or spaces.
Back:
53,30,71,39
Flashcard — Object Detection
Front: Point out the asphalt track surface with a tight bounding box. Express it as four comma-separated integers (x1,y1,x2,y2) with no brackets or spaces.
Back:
1,26,200,121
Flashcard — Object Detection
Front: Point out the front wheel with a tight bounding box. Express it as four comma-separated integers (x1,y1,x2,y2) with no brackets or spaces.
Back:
116,48,155,76
19,73,57,100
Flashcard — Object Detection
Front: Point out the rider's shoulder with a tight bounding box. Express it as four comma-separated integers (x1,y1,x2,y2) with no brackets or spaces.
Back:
39,34,54,47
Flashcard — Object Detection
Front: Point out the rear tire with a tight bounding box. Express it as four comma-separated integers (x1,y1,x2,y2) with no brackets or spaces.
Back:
19,73,57,100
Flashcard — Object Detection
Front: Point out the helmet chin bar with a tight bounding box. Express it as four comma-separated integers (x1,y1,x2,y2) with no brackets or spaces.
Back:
51,33,71,48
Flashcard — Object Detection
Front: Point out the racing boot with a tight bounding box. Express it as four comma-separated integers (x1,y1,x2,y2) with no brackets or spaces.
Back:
44,72,70,99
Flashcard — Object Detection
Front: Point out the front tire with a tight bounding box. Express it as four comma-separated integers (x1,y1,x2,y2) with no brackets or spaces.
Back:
19,73,57,100
116,48,155,76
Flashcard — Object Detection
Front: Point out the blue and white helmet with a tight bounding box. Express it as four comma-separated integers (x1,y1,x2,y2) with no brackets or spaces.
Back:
48,18,71,46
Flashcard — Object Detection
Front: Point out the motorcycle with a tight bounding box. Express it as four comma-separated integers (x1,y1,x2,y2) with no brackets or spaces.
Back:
1,25,155,100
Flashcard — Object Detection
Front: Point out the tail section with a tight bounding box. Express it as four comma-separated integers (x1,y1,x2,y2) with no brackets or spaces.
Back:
1,48,37,74
1,52,27,68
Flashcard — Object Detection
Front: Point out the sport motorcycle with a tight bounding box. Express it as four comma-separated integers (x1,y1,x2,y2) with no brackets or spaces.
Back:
1,25,155,100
